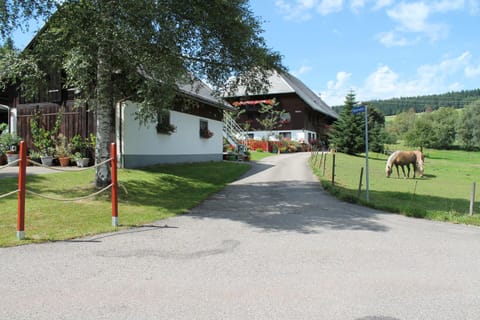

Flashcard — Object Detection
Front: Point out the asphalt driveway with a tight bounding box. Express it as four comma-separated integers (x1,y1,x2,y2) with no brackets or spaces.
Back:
1,152,480,320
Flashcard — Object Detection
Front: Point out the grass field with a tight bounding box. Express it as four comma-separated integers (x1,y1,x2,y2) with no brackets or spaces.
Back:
0,161,250,247
310,148,480,226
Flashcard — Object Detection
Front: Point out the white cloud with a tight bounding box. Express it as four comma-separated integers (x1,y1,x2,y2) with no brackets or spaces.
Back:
375,0,477,47
292,64,313,76
377,31,417,47
364,65,399,93
372,0,394,11
328,71,352,90
386,2,448,41
317,0,343,15
275,0,346,20
350,0,365,13
467,0,480,14
321,52,480,105
320,71,353,105
432,0,465,12
465,65,480,78
275,0,316,21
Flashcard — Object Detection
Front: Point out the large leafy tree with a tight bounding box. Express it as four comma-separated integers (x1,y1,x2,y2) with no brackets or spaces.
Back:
457,99,480,150
386,108,416,141
428,107,457,149
0,0,283,187
404,116,433,151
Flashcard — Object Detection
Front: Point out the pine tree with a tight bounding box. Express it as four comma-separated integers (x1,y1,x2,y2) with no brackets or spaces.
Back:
328,91,364,154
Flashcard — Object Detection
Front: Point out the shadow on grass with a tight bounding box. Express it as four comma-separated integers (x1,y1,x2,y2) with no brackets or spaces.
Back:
119,162,274,211
324,182,478,222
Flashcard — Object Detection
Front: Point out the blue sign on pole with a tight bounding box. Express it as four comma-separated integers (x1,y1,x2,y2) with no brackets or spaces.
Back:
352,105,366,114
352,104,369,201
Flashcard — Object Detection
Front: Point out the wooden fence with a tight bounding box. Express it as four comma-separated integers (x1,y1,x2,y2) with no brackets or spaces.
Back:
16,103,96,150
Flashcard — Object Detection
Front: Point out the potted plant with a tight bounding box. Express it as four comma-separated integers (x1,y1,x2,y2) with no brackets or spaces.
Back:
72,152,90,167
0,124,8,165
0,131,22,165
156,123,177,135
28,150,42,165
200,127,214,138
30,108,62,166
55,134,72,166
71,134,94,167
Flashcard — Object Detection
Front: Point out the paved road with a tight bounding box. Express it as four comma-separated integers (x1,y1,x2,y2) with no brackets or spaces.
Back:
1,152,480,320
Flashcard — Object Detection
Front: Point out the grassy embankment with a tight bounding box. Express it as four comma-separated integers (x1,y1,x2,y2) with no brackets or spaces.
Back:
310,148,480,226
0,161,250,247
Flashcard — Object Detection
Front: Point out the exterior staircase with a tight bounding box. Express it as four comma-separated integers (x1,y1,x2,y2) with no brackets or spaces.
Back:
223,111,249,151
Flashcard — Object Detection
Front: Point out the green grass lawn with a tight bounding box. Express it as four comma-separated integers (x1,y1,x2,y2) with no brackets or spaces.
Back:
310,149,480,226
249,150,277,161
0,161,250,247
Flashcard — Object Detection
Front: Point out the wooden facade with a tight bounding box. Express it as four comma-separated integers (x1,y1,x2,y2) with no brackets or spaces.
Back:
225,70,338,145
228,93,334,143
15,103,96,151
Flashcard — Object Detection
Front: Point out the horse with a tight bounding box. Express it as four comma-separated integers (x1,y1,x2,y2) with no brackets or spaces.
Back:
386,150,424,178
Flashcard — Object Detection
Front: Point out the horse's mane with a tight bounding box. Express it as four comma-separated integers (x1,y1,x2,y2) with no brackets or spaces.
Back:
386,151,400,170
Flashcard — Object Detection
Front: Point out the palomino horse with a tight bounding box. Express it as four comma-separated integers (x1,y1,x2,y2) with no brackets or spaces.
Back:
386,150,424,178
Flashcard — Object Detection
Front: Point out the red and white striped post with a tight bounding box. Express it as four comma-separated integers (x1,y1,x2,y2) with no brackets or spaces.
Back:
110,143,119,227
17,141,27,240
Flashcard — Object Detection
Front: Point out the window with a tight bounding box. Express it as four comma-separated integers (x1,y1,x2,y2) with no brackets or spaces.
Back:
199,119,213,138
156,111,176,135
279,132,292,140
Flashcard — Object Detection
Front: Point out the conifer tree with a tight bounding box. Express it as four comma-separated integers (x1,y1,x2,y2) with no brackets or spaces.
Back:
328,91,364,154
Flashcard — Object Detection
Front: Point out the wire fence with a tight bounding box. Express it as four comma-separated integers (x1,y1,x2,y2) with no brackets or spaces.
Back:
0,142,119,240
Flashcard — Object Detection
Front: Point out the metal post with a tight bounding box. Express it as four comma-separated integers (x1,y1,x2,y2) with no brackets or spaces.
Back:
470,182,476,216
17,141,26,240
364,105,369,202
331,154,336,185
358,167,364,198
111,143,119,227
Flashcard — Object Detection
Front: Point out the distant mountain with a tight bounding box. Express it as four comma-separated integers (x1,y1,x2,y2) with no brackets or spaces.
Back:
332,88,480,116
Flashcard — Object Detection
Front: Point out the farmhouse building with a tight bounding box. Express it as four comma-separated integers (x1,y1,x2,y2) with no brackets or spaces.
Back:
225,70,338,146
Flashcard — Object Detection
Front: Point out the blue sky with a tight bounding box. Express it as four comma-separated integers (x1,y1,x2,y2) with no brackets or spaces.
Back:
250,0,480,105
11,0,480,106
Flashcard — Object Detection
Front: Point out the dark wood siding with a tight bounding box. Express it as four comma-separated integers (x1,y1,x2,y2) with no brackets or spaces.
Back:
16,103,96,150
227,92,335,140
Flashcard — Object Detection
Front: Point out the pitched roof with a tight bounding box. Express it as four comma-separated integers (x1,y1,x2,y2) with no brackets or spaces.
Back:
177,79,234,111
229,70,338,119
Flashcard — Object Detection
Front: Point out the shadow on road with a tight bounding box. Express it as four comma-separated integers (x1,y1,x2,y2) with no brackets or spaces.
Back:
189,180,389,234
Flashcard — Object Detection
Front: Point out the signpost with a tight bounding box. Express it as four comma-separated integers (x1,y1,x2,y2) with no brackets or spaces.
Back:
353,104,369,201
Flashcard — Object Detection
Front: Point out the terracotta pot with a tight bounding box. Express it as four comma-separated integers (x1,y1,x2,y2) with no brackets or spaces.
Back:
59,157,71,167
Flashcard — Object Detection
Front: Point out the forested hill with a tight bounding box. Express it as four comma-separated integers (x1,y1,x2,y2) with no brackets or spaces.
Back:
332,88,480,116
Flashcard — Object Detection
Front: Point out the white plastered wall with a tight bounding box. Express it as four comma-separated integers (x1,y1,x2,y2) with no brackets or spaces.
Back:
116,102,223,167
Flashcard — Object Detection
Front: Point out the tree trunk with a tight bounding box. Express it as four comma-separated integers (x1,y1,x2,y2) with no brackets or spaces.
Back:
95,43,114,188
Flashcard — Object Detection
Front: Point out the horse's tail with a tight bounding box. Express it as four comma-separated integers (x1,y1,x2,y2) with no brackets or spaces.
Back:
414,151,425,176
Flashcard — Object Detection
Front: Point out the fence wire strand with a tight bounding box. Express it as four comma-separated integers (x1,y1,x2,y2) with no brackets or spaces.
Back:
1,155,123,202
0,159,21,169
28,158,112,172
26,184,113,202
0,189,20,199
